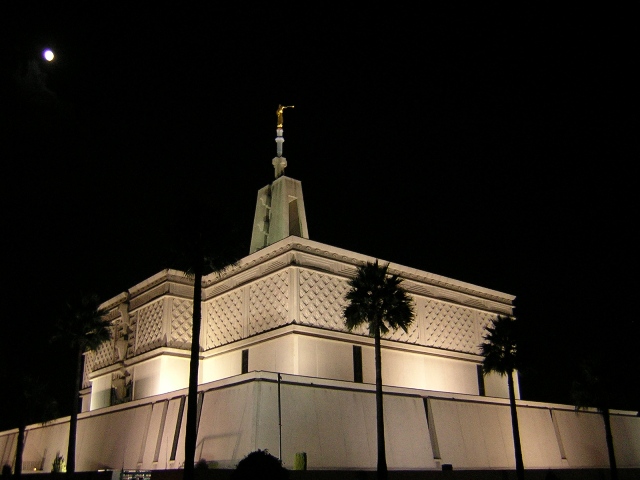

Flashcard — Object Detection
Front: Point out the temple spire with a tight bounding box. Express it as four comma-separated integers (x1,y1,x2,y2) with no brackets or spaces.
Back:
273,105,294,178
250,104,308,254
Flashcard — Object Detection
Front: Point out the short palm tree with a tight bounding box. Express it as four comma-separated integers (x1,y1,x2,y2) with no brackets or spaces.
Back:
572,359,618,480
480,315,524,480
53,293,111,474
343,260,414,480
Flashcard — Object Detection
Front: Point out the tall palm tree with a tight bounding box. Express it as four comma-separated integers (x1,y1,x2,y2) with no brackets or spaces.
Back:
572,359,618,480
53,293,111,474
172,228,237,480
480,315,524,480
342,260,414,480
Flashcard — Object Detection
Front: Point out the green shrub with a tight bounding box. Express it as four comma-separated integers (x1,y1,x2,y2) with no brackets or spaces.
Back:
232,450,288,480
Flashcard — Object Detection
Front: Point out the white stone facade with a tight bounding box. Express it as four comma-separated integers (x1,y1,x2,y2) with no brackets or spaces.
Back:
81,236,517,411
2,140,638,472
2,373,639,472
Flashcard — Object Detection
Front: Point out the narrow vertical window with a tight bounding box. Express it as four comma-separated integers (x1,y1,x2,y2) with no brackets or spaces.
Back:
477,364,486,396
353,345,363,383
242,349,249,374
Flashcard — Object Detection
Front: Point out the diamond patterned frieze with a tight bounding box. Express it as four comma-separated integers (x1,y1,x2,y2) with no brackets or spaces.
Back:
92,332,115,370
206,289,243,349
299,269,350,332
169,298,193,349
82,351,94,389
423,300,477,353
249,270,290,335
386,313,419,343
475,311,497,354
135,299,165,354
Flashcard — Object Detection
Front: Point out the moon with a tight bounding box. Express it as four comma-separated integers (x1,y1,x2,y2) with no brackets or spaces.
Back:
43,49,54,61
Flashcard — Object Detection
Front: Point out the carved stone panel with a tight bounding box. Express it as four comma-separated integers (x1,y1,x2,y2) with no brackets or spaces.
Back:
168,298,193,350
92,330,115,370
299,269,351,333
249,270,290,335
83,352,95,389
135,299,165,354
206,289,243,349
422,300,478,354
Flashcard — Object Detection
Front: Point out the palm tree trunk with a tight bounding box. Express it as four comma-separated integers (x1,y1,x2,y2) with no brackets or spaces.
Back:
14,424,25,478
184,257,203,480
602,408,618,480
507,370,524,480
67,346,83,474
374,327,387,480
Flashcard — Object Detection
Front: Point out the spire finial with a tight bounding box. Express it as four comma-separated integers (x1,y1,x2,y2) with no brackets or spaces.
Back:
273,105,294,178
276,105,294,128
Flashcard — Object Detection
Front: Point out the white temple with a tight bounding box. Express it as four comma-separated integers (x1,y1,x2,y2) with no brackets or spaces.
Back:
1,107,639,474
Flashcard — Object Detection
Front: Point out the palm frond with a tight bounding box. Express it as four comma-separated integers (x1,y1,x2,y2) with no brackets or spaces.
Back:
342,260,415,336
53,293,112,352
480,315,519,376
572,359,610,412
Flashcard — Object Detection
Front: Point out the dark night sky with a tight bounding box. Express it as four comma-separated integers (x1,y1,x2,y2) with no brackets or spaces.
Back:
0,3,636,429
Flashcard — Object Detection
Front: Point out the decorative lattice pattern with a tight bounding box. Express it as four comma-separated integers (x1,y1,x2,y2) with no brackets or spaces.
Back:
299,270,351,332
206,289,243,348
82,352,94,389
386,306,420,344
135,299,165,354
476,311,497,354
249,270,289,335
91,330,115,370
169,298,192,349
423,300,477,353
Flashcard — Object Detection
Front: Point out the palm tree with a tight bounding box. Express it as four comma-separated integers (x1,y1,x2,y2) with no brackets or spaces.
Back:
53,293,111,474
572,359,618,480
342,260,414,480
171,228,237,480
480,315,524,480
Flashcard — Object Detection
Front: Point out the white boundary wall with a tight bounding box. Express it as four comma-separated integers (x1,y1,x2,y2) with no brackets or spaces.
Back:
1,372,638,472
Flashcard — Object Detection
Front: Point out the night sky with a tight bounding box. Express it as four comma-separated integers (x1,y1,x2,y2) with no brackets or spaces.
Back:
0,4,636,430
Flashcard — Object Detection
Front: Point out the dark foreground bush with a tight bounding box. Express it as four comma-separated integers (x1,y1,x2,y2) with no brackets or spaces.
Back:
231,449,288,480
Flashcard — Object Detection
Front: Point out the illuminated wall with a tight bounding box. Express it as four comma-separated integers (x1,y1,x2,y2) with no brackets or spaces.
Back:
79,238,519,412
2,373,638,472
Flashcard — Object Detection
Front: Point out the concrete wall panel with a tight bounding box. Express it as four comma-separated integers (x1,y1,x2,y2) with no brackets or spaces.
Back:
75,404,152,471
611,413,640,467
1,374,638,472
20,421,69,472
383,394,435,470
249,336,294,374
280,383,434,470
517,407,563,468
297,336,353,381
553,409,608,468
196,381,279,469
0,431,16,468
139,400,169,469
431,400,565,470
201,350,242,384
429,398,563,470
90,374,112,411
